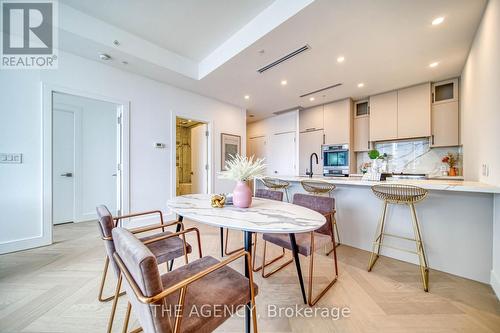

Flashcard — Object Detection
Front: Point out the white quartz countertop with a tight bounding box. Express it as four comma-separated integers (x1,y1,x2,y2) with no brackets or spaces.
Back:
257,176,500,194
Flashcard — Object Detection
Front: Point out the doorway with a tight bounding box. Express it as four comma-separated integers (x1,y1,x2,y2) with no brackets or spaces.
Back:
175,117,208,195
52,92,121,224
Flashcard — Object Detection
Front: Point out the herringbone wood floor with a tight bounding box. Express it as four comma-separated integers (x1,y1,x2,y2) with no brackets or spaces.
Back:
1,220,499,333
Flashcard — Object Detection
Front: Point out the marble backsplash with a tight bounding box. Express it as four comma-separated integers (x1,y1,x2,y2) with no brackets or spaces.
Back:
356,138,462,176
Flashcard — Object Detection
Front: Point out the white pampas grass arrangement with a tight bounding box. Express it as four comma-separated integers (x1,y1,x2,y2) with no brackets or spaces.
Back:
218,154,266,181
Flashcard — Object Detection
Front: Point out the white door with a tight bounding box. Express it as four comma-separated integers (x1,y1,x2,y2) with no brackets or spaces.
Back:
191,124,208,194
53,110,75,224
269,132,296,176
248,136,268,174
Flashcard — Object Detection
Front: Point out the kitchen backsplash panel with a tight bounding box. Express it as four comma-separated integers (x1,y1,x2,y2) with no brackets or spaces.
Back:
356,138,462,176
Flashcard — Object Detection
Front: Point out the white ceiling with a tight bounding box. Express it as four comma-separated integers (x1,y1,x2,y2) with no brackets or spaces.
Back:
58,0,487,122
59,0,276,61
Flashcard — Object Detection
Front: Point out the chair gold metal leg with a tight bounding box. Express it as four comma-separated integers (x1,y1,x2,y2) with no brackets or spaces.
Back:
98,257,125,302
409,203,429,292
224,228,244,255
253,235,286,272
122,302,132,333
261,240,293,278
107,274,123,333
307,232,338,306
368,201,388,271
327,213,340,255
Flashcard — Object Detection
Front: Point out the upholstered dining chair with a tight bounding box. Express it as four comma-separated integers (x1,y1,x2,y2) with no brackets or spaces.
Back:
112,227,259,333
96,205,192,332
260,193,339,306
224,189,285,272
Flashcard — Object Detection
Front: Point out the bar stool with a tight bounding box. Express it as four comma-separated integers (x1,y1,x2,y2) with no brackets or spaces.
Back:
260,177,291,202
368,184,430,291
301,180,340,248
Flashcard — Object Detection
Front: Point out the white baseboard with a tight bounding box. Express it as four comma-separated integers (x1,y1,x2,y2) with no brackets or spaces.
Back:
0,235,51,254
491,270,500,300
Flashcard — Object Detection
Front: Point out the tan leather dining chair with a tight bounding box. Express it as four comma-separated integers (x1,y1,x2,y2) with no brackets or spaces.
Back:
112,227,259,333
96,205,192,332
260,193,339,306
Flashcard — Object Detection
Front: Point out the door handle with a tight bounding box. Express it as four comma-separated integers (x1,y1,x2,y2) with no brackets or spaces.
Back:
112,173,117,177
60,172,73,177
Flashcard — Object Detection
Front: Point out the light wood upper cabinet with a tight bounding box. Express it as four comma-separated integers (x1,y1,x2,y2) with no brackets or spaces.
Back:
323,98,352,144
369,91,398,141
397,83,431,139
354,116,370,152
299,130,324,176
432,78,458,105
431,101,459,147
299,105,324,132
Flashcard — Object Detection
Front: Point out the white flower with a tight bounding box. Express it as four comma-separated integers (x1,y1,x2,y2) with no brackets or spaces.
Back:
218,154,266,181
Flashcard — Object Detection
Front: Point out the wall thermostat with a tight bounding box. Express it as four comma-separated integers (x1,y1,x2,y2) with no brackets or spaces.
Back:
154,143,166,149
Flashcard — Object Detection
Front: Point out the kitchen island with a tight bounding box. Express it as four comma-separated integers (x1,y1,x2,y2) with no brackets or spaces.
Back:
255,176,500,286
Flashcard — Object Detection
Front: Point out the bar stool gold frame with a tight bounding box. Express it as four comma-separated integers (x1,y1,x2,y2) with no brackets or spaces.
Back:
260,177,291,202
300,180,340,248
368,184,430,291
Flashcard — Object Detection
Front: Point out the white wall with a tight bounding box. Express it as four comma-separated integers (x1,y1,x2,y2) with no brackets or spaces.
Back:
0,51,246,253
460,0,500,298
461,0,500,187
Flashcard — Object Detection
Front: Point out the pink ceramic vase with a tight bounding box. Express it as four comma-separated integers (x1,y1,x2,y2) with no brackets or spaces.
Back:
233,181,252,208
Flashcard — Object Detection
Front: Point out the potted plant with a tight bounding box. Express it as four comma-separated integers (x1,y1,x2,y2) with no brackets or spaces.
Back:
442,153,458,176
218,154,266,208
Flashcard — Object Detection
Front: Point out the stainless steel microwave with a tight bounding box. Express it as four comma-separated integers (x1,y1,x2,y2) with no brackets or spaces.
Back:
322,144,349,176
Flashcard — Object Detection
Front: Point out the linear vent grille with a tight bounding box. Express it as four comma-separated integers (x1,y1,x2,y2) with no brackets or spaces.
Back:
257,45,310,73
272,106,303,115
299,83,342,98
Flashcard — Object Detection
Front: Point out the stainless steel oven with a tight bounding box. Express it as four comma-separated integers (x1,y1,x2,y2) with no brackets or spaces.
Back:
322,144,349,176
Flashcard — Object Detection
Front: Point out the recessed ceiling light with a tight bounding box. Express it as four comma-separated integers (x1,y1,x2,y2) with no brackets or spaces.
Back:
357,83,364,88
244,95,250,100
99,53,111,61
337,56,345,63
309,97,315,101
432,17,445,26
429,62,439,68
281,80,287,85
248,114,255,118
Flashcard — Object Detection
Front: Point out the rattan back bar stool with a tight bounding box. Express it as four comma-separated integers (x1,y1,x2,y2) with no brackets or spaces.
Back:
260,177,291,202
300,180,340,248
368,184,430,291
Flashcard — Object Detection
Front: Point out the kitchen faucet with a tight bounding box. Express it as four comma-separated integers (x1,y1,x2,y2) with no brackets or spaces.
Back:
306,152,319,178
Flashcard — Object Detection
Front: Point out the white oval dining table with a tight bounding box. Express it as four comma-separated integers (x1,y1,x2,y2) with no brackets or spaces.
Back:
167,194,326,333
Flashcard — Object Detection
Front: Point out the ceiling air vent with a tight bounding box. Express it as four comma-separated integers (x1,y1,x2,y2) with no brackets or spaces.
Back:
299,83,342,98
257,45,311,73
273,106,304,115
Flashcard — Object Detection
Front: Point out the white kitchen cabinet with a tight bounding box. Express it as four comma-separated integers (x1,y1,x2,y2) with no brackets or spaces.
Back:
397,83,431,139
299,130,324,176
323,98,352,144
369,91,398,141
431,101,459,147
354,116,370,152
299,105,324,132
247,136,268,172
268,132,296,176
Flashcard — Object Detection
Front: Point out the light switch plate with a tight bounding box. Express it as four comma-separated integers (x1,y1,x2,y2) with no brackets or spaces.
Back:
0,153,22,164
